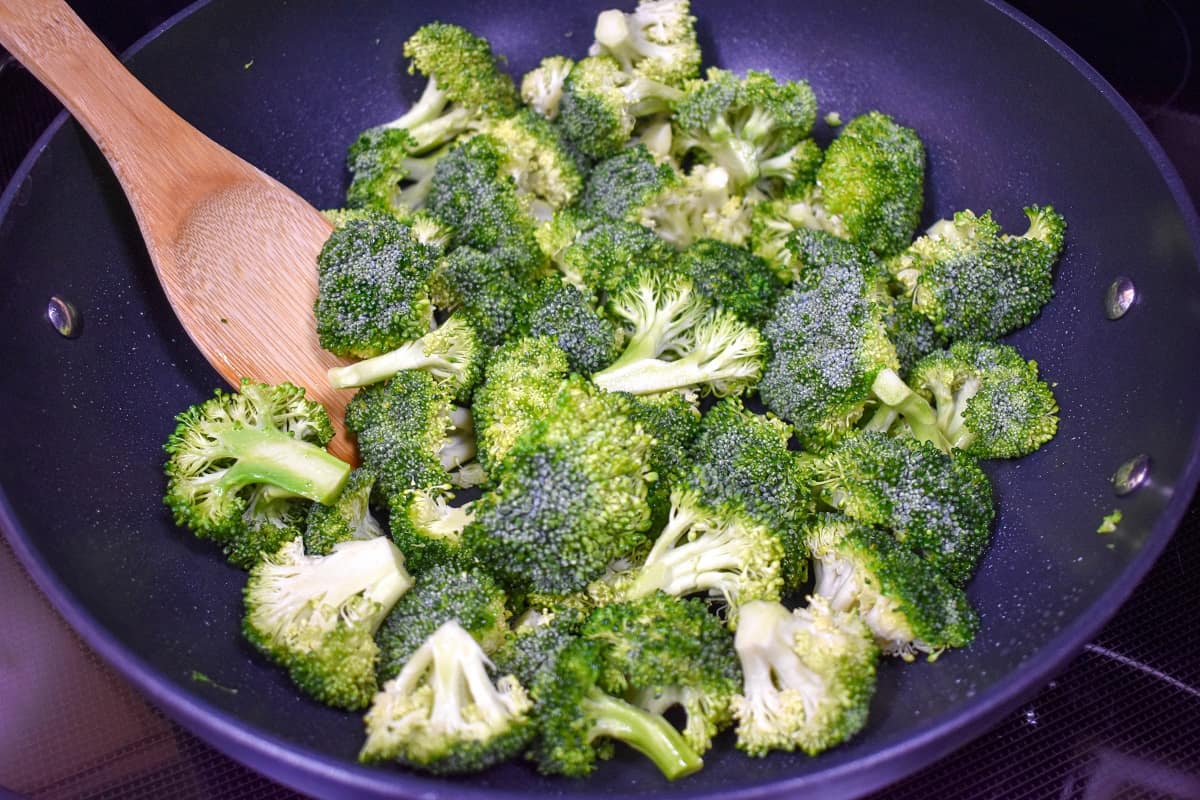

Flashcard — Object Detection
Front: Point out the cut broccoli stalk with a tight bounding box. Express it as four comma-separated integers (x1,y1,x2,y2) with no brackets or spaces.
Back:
325,315,483,397
869,368,949,451
204,427,349,505
581,688,703,780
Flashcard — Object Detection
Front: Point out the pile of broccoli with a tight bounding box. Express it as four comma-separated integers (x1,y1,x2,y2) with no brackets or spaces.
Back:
161,0,1067,782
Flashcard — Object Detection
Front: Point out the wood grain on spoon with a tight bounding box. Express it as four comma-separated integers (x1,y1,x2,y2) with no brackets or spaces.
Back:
0,0,359,462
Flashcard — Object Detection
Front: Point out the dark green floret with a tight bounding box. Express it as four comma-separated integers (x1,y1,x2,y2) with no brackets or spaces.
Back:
345,127,451,215
314,212,439,359
493,603,588,690
807,515,980,658
303,468,384,556
817,111,925,257
802,433,995,584
375,561,509,681
579,144,679,222
906,340,1059,458
886,206,1067,341
626,391,702,524
544,211,676,295
559,55,684,160
519,276,621,374
433,243,543,346
243,537,412,709
360,620,533,773
463,377,655,594
732,597,877,755
163,380,351,568
674,238,784,324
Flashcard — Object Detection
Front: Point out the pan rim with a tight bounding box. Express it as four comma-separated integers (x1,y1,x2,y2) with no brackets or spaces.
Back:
2,1,1199,797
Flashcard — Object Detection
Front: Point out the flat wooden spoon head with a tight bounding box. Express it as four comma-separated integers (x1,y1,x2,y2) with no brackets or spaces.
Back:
0,0,358,462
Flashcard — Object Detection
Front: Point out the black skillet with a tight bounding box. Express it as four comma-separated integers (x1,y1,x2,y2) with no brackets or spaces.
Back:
2,0,1199,797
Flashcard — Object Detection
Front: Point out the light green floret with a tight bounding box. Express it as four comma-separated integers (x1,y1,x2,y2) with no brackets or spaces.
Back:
816,111,925,257
588,0,701,87
470,336,571,474
345,128,453,215
610,487,785,629
303,468,383,556
886,205,1067,341
483,110,585,217
592,265,766,398
559,55,684,160
387,486,476,574
906,340,1059,458
807,516,979,660
672,68,817,196
540,207,676,296
732,597,877,756
521,56,576,120
360,620,533,774
326,314,485,404
639,163,752,248
163,380,351,567
243,537,412,710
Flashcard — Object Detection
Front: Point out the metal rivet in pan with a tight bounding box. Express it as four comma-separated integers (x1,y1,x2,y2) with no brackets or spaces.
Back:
1112,454,1150,496
46,296,82,338
1105,277,1136,319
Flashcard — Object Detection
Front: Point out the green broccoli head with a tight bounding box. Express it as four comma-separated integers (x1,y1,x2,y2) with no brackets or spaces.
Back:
748,183,850,282
360,619,532,773
434,243,543,346
344,371,480,503
470,336,572,474
584,593,742,754
908,340,1059,458
163,380,351,564
589,0,701,87
463,377,655,594
807,515,980,659
303,468,383,556
887,206,1066,341
521,55,576,120
592,265,766,397
549,212,677,295
243,537,412,709
626,391,702,524
375,560,509,682
579,144,679,223
674,238,784,325
387,486,475,574
559,55,684,160
803,433,995,584
817,111,925,257
638,163,752,248
403,22,520,119
732,596,877,756
483,109,585,216
519,276,621,374
344,127,453,216
492,602,588,690
314,212,439,358
672,68,817,194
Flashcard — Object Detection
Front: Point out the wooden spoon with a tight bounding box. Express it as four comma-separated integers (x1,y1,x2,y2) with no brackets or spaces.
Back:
0,0,358,462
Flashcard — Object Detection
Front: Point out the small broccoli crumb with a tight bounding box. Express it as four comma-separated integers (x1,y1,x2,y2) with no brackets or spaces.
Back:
244,59,254,70
1097,509,1122,534
825,111,842,127
191,670,238,694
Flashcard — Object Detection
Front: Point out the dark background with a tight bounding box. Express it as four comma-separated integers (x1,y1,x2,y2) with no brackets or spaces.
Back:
1,2,1198,798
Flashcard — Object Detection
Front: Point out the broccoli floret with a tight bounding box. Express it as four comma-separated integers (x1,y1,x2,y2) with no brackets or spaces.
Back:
672,68,817,195
544,211,676,295
584,593,742,754
674,238,784,324
626,391,702,524
519,276,620,374
591,266,766,397
579,144,679,223
559,55,684,160
387,486,475,574
463,377,655,594
314,213,439,358
243,537,412,709
748,183,849,281
886,206,1067,341
483,110,585,217
530,638,702,779
638,163,752,248
325,314,485,404
434,243,543,346
345,371,481,503
732,597,877,756
360,620,533,773
163,381,351,566
521,55,576,120
303,468,383,556
471,336,571,473
345,128,453,215
807,515,979,659
493,603,588,690
906,341,1059,458
802,433,995,584
375,561,509,681
817,111,925,257
611,487,785,627
426,135,543,256
880,290,948,374
588,0,701,87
